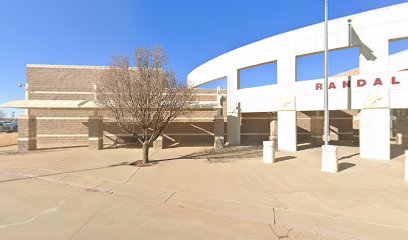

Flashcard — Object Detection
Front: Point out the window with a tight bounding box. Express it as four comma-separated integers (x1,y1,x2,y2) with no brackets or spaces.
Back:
197,77,227,89
389,38,408,55
296,47,359,81
238,61,277,89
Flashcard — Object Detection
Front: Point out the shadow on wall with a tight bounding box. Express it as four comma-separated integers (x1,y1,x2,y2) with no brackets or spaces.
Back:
391,144,406,159
275,155,297,162
299,110,358,146
102,121,217,149
36,144,89,151
240,112,276,145
297,143,318,151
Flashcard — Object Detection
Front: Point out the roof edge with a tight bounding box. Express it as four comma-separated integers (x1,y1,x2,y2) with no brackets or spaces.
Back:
26,64,109,69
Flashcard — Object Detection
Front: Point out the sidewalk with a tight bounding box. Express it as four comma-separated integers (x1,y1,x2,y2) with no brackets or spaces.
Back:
0,144,407,239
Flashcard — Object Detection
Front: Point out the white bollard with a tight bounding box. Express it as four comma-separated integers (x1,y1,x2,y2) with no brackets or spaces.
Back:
263,141,275,164
405,150,408,182
321,145,338,173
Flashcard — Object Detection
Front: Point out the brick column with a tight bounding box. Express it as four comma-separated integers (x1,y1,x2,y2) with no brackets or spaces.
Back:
214,115,224,148
395,110,408,147
396,133,403,145
153,135,164,149
88,116,103,150
311,111,324,145
18,115,37,152
269,119,278,149
352,115,360,145
227,70,240,145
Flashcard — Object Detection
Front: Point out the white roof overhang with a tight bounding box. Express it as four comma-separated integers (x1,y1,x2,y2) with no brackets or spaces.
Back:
0,100,100,109
0,100,218,110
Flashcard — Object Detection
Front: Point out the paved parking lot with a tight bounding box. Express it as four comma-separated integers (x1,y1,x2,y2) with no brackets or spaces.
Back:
0,144,407,239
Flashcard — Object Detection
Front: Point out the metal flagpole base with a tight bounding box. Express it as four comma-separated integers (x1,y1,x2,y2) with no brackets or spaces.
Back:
322,145,338,173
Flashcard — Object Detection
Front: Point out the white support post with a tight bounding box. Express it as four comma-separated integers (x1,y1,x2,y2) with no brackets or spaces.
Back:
360,108,390,160
278,111,297,151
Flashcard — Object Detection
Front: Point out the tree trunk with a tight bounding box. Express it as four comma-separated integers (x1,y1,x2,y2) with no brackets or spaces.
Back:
142,141,149,164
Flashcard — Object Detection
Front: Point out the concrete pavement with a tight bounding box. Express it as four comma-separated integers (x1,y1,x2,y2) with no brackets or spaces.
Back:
0,144,407,239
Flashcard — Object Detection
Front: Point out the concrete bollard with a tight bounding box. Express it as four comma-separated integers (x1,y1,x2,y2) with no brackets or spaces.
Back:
321,145,338,173
263,141,275,164
405,150,408,182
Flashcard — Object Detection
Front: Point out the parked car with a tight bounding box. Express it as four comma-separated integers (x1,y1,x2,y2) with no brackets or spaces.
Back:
4,121,18,132
0,121,17,132
0,121,11,132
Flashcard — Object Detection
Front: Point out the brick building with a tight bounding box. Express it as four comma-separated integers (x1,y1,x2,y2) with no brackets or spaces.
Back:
1,64,378,152
1,3,408,161
5,64,235,151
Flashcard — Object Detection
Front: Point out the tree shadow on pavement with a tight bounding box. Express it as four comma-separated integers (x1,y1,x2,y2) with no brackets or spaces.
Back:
155,145,264,163
0,162,132,184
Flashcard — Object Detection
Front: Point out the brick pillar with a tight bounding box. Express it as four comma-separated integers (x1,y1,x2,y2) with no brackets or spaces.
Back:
214,115,224,148
352,115,360,144
311,111,324,145
227,70,240,146
153,135,164,149
396,133,403,145
269,119,278,149
88,116,103,150
395,110,408,147
18,115,37,152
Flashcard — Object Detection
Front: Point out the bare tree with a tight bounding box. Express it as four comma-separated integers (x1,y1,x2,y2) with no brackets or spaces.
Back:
96,47,195,164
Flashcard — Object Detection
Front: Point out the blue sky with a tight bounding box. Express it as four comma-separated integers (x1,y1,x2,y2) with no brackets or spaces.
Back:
0,0,407,116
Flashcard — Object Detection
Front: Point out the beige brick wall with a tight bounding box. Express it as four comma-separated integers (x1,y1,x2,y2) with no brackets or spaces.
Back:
241,113,274,145
28,66,101,92
394,110,408,146
27,65,224,147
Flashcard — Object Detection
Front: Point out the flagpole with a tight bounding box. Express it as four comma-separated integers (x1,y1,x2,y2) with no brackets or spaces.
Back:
348,19,352,46
324,0,329,146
